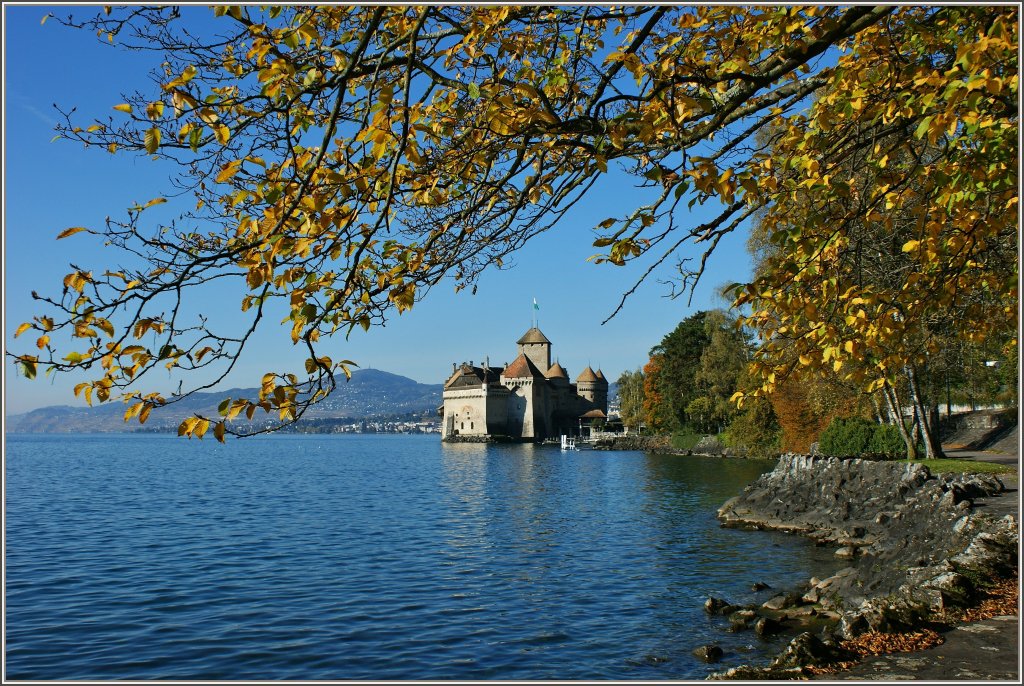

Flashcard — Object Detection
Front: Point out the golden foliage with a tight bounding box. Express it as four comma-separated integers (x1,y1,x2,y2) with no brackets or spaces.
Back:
17,6,1018,438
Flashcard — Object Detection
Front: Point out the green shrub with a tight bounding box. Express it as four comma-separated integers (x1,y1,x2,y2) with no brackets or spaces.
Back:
818,417,876,456
819,417,912,458
869,423,907,457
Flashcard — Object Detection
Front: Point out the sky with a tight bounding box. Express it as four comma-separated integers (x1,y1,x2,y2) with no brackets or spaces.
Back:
3,5,754,416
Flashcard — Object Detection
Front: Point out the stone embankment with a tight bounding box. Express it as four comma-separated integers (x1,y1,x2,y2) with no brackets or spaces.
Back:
707,453,1018,679
590,434,671,451
442,434,522,444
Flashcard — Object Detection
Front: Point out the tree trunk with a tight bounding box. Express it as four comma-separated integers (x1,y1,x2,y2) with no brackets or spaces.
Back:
906,365,945,459
882,380,919,459
871,392,886,424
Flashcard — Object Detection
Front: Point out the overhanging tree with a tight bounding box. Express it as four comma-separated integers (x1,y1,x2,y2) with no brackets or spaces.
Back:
10,5,1016,440
731,7,1017,457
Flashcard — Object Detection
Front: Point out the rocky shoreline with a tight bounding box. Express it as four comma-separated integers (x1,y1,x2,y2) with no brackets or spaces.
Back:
590,434,672,451
703,454,1018,679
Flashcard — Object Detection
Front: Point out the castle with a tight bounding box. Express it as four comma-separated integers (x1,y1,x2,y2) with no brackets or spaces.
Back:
440,326,609,441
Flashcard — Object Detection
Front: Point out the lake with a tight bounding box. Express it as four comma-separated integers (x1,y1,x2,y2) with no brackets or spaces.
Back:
5,433,838,679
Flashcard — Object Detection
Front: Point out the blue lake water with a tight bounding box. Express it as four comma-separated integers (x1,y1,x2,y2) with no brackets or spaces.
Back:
5,433,839,680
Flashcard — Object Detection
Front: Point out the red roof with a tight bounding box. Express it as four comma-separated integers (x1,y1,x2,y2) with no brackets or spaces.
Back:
580,409,607,419
576,366,598,383
503,353,546,379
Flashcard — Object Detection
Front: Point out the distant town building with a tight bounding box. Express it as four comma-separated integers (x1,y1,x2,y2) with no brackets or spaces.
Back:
440,326,608,441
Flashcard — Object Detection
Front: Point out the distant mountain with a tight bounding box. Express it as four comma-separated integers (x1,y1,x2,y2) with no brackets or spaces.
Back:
6,369,444,434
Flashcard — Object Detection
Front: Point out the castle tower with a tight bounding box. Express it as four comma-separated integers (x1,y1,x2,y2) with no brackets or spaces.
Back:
593,368,609,414
516,327,551,372
501,353,550,439
576,366,599,407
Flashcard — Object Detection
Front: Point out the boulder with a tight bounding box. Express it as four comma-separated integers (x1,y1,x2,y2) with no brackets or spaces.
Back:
704,596,737,616
726,608,757,632
761,593,801,611
692,644,724,663
754,616,784,637
769,632,850,669
838,595,930,639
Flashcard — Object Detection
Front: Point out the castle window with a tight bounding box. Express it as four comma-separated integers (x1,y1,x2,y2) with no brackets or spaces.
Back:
470,422,474,430
461,422,464,430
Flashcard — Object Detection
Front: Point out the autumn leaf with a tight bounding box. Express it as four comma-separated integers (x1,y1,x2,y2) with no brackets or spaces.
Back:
144,127,161,153
214,124,230,145
57,226,89,240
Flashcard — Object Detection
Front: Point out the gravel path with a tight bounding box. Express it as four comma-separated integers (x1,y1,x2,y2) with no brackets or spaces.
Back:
828,615,1019,681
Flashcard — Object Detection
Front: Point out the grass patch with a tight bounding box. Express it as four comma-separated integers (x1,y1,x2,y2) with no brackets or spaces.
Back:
906,458,1013,475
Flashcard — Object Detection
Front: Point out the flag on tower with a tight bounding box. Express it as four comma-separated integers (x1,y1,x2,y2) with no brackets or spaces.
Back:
533,298,539,311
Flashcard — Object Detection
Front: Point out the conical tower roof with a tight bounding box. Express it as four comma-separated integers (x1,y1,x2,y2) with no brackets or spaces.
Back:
516,327,551,345
595,369,607,382
576,366,598,383
545,361,568,379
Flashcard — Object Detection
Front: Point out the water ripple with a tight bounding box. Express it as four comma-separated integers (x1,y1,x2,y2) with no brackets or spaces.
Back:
6,433,840,679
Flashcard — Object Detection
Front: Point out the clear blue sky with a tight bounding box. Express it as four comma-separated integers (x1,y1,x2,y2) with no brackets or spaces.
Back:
3,5,753,415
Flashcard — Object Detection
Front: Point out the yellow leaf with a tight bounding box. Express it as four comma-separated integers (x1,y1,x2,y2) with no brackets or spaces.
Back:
144,127,161,154
214,124,230,145
901,240,920,253
36,335,50,349
146,101,165,120
214,421,226,443
124,402,144,421
194,418,210,438
216,160,242,183
113,103,133,114
15,322,33,338
96,319,115,337
227,401,246,421
57,226,88,239
20,358,37,380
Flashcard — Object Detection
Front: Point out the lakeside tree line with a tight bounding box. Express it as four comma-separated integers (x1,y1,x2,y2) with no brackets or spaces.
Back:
10,6,1017,444
617,306,1016,458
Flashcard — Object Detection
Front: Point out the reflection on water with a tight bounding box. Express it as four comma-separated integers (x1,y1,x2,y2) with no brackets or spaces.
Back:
7,435,838,680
